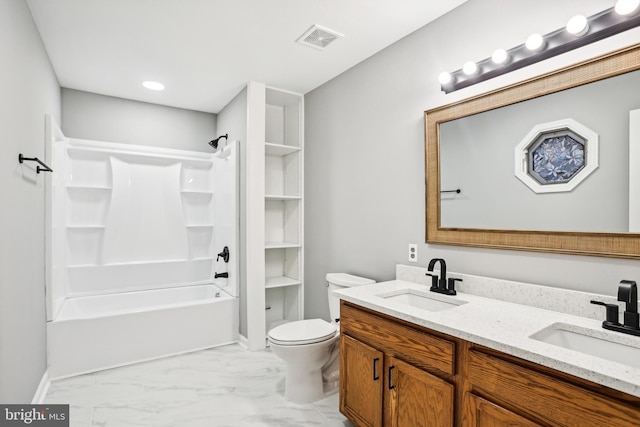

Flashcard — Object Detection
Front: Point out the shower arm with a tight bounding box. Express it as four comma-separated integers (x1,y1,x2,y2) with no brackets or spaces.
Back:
208,134,228,150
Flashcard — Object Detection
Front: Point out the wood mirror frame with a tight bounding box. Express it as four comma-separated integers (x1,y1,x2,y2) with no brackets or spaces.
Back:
425,43,640,259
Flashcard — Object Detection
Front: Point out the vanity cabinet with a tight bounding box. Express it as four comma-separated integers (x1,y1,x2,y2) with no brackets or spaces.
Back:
464,348,640,427
340,301,640,427
340,302,455,427
387,356,454,427
463,393,541,427
341,335,383,427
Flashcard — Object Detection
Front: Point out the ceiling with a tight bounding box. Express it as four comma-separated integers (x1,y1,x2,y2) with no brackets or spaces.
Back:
26,0,468,113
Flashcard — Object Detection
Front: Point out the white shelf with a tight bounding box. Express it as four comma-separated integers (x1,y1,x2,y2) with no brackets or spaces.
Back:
66,185,112,191
265,195,301,200
265,142,301,157
185,224,214,228
265,276,302,289
68,145,213,165
180,190,214,195
66,225,106,229
265,241,301,249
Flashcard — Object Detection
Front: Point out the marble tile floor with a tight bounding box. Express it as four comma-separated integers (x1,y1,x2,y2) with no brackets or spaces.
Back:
44,343,356,427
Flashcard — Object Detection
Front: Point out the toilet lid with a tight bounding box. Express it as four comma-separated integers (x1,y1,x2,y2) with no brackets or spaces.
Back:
268,319,337,346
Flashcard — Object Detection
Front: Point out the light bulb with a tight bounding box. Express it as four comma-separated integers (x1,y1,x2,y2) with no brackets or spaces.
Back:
525,33,545,51
438,72,452,85
615,0,640,15
491,48,509,64
566,15,588,36
142,81,165,91
463,61,478,75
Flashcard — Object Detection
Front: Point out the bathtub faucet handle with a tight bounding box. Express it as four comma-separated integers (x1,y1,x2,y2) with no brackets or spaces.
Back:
217,246,230,263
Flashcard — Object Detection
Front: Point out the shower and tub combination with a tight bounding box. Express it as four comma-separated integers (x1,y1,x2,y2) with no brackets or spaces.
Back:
44,116,239,378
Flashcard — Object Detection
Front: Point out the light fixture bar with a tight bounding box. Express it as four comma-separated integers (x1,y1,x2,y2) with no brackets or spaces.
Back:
441,7,640,93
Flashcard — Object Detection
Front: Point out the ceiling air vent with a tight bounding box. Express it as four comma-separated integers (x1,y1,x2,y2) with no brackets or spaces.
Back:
296,25,343,50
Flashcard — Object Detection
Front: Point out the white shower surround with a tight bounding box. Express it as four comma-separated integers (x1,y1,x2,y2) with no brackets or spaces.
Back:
45,116,239,377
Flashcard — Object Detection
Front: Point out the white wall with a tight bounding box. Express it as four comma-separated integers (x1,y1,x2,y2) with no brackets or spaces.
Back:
62,88,216,152
216,87,249,336
0,0,61,402
304,0,640,321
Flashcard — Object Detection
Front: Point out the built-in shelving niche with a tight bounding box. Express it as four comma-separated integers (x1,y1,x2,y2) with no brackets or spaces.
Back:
265,285,301,332
262,87,304,341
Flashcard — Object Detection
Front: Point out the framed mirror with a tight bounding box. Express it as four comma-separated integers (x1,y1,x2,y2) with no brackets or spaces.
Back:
425,43,640,259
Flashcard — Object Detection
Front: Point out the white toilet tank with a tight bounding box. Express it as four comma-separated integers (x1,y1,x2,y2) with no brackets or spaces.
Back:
326,273,375,323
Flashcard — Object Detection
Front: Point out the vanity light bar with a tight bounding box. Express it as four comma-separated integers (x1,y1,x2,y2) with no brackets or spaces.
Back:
440,6,640,93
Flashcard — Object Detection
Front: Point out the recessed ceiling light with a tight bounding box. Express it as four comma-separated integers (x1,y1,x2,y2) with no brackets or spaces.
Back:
142,81,165,91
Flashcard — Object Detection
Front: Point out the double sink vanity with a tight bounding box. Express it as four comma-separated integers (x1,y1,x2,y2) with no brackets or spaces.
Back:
337,35,640,427
336,264,640,427
354,42,640,427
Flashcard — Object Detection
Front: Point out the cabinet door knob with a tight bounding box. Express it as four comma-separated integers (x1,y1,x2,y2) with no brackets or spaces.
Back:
373,357,380,381
388,366,395,390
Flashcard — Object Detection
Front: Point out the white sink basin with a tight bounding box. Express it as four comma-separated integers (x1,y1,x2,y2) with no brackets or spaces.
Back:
379,290,467,312
531,323,640,369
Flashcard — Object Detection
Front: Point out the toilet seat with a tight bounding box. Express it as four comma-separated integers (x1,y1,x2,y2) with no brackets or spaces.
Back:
268,319,337,346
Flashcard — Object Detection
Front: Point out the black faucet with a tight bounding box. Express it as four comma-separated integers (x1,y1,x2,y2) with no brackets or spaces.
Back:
591,280,640,336
217,246,230,263
426,258,460,296
619,280,639,330
214,272,229,279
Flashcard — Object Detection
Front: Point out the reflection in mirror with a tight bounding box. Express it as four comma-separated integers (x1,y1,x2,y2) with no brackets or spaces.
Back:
425,43,640,259
439,69,640,233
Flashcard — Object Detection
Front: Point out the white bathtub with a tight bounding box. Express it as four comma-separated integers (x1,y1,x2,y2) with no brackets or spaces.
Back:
47,284,238,379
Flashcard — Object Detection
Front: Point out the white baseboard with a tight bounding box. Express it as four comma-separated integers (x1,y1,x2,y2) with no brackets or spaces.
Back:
237,334,248,349
32,371,51,404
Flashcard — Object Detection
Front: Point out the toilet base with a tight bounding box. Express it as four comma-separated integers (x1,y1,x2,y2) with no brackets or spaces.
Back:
323,379,339,395
284,365,325,404
269,334,340,404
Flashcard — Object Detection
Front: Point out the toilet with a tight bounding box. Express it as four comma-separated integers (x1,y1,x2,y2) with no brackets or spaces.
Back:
268,273,375,403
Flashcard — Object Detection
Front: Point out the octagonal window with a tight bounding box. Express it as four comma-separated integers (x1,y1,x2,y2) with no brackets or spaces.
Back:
514,119,598,194
529,130,586,185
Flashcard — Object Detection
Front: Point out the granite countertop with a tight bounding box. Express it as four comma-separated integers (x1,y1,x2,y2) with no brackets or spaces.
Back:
335,279,640,398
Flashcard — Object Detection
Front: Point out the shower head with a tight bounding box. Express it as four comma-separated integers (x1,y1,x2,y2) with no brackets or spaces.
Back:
209,134,228,150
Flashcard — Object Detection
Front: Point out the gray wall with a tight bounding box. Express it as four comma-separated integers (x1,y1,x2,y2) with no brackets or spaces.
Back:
0,0,61,402
304,0,640,321
62,88,216,152
216,87,248,336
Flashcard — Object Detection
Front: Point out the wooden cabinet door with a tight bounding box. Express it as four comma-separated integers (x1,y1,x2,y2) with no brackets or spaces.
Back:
386,356,454,427
467,349,640,427
463,393,542,427
340,334,384,427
